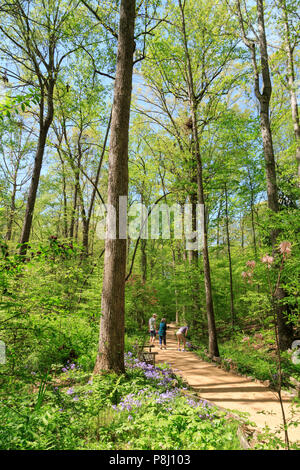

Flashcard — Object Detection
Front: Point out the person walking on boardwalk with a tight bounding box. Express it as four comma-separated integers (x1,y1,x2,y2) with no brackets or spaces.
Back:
158,318,167,349
176,325,188,351
149,314,157,345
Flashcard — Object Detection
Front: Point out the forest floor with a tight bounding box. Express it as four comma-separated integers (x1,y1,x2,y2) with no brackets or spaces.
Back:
155,323,300,446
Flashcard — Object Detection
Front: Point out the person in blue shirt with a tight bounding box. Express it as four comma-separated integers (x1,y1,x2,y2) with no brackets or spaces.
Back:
158,318,167,349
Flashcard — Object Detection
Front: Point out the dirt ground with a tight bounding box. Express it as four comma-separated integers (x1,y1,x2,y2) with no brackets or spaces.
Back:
155,323,300,447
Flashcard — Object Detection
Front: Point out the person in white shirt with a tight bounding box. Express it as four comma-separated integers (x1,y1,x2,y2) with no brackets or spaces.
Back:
148,314,157,345
176,326,188,351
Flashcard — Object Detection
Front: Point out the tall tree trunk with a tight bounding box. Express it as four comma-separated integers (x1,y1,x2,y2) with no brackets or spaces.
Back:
250,201,257,259
236,0,279,219
240,215,244,250
19,82,54,255
69,183,78,239
216,195,223,253
257,0,293,350
237,0,293,350
179,0,219,357
224,183,235,327
87,111,112,221
75,204,80,241
19,126,49,254
140,239,147,282
171,247,180,324
74,178,88,252
188,189,198,264
94,0,136,374
140,194,147,282
74,134,90,254
247,167,257,259
58,151,69,238
82,217,89,254
196,159,219,357
6,178,17,242
81,111,112,252
280,0,300,183
188,188,202,330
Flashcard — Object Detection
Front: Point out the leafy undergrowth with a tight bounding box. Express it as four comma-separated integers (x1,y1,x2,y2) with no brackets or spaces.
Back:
0,353,243,450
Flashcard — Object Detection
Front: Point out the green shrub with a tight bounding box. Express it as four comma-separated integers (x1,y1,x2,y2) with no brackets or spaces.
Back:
0,356,244,450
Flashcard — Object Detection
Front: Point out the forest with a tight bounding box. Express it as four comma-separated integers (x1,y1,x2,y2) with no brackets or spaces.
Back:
0,0,299,452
